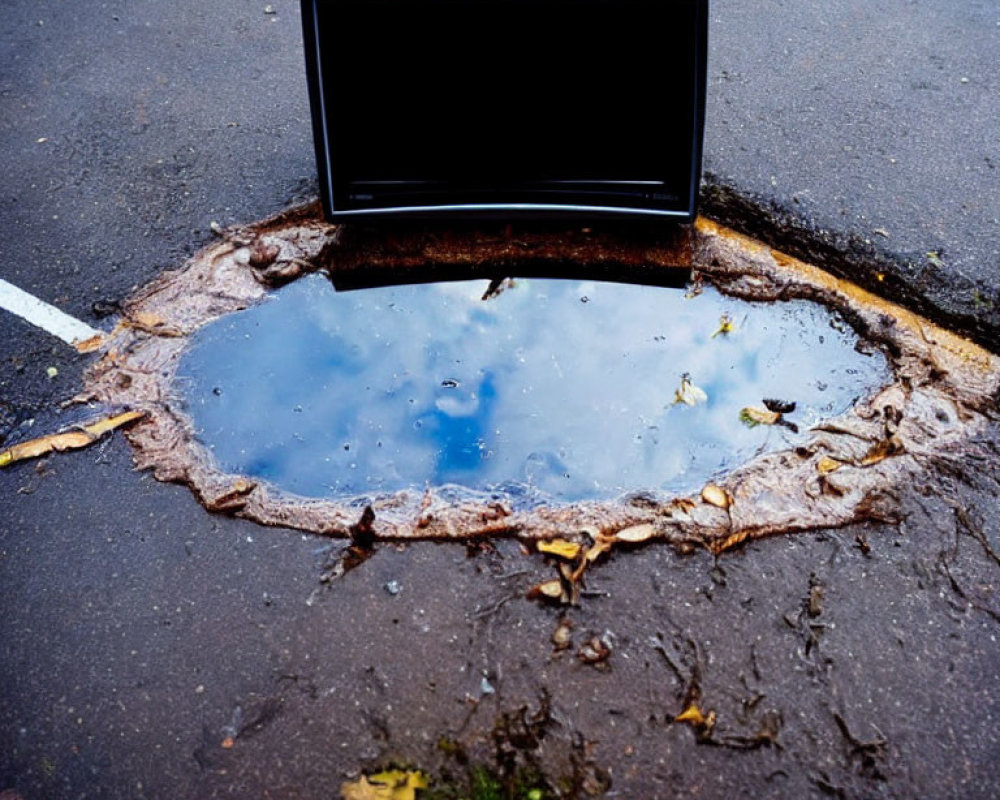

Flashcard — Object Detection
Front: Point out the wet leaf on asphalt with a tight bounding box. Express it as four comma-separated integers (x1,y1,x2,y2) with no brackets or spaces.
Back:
526,580,565,603
577,634,613,666
537,538,582,560
739,406,781,427
0,411,145,468
675,704,708,726
341,770,429,800
701,484,730,509
551,616,574,651
673,373,708,406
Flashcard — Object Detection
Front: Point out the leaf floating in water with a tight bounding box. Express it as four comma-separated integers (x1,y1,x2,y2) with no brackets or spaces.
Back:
711,312,735,338
673,373,708,407
763,398,797,414
0,411,145,468
537,538,582,560
739,406,781,428
701,484,730,509
341,769,429,800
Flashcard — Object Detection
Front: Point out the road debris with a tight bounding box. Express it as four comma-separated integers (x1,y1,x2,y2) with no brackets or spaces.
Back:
673,373,708,406
341,769,428,800
0,410,145,468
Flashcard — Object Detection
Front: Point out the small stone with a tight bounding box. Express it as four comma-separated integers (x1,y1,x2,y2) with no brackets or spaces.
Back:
263,4,276,14
45,366,58,379
385,580,401,596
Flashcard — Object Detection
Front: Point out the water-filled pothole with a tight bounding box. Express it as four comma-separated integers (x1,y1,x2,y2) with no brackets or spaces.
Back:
80,209,998,548
176,275,889,506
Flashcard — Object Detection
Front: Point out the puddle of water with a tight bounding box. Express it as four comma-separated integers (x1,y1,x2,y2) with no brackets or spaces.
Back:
175,275,889,505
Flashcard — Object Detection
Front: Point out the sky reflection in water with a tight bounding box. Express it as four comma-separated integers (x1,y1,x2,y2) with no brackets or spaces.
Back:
176,275,889,504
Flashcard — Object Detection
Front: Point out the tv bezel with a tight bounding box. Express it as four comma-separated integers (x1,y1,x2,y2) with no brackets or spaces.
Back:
301,0,708,222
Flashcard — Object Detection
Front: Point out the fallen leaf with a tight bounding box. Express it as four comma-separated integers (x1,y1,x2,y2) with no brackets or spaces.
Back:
74,333,105,353
131,311,165,329
537,538,582,560
341,770,429,800
613,523,656,544
859,437,902,466
701,484,730,509
817,456,844,475
527,580,565,602
711,312,735,338
551,616,574,651
578,635,612,665
675,704,707,726
673,374,708,406
669,497,697,515
739,406,780,427
583,537,613,566
0,411,145,468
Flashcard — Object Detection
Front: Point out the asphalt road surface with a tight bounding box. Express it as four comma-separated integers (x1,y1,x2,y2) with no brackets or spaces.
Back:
2,1,999,798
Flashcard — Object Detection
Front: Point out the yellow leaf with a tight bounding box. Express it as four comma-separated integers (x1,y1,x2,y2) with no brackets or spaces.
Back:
0,411,145,468
817,456,843,474
537,538,582,560
675,704,706,726
711,312,735,338
739,406,780,427
701,484,730,509
613,523,656,544
341,770,429,800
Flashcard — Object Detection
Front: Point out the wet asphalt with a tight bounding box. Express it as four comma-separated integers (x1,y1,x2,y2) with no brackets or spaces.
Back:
2,1,999,798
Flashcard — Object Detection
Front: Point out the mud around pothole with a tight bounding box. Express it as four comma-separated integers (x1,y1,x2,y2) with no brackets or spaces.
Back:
81,206,999,556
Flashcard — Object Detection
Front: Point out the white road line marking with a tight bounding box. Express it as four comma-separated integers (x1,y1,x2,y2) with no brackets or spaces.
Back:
0,278,102,346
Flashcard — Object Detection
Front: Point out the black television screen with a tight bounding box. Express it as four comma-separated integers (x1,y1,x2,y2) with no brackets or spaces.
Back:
302,0,707,220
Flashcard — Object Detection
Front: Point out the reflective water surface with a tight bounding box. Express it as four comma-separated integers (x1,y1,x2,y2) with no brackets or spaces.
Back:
176,275,890,504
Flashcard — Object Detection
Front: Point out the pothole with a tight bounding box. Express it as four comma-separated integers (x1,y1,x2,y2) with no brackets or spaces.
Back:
175,275,889,506
81,205,1000,553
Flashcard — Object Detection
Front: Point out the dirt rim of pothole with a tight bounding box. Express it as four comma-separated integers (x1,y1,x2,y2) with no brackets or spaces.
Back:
78,203,1000,554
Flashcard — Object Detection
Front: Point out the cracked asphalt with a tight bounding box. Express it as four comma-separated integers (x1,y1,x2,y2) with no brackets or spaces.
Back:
2,1,999,798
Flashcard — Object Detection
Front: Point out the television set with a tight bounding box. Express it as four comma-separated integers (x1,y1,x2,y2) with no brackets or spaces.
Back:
301,0,708,221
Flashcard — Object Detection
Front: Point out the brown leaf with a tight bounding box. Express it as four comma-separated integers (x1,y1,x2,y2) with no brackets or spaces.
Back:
0,411,145,468
859,436,903,466
74,333,105,353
